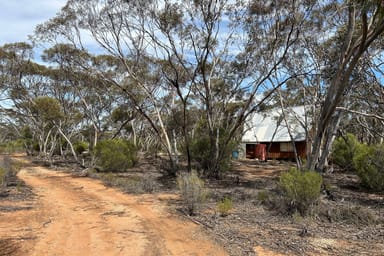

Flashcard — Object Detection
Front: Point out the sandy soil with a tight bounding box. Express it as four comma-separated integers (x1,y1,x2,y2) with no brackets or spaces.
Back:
194,159,384,256
0,160,227,256
5,157,380,255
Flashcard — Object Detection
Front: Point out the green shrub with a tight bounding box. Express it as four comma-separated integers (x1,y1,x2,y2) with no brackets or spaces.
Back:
257,190,270,204
74,141,89,155
332,134,384,191
353,144,384,191
279,168,323,215
190,133,236,177
0,140,24,154
190,136,211,170
94,139,137,172
217,197,233,216
177,170,207,215
332,133,361,171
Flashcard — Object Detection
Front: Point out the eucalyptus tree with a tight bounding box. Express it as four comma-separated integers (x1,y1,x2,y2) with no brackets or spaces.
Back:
41,44,160,160
33,0,313,177
30,96,65,159
260,1,384,172
187,0,309,176
344,42,384,144
336,63,384,145
41,45,118,150
303,0,384,171
0,43,83,160
34,0,180,172
0,42,52,155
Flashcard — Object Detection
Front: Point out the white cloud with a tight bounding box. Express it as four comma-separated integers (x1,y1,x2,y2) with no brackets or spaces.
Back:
0,0,67,45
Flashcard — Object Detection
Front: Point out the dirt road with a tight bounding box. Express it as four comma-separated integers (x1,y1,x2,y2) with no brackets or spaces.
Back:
0,162,227,255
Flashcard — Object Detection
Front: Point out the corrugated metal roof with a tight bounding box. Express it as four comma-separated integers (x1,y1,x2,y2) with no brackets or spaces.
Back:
242,106,308,143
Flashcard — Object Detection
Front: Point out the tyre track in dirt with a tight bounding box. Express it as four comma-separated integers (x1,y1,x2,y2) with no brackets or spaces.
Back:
1,163,227,256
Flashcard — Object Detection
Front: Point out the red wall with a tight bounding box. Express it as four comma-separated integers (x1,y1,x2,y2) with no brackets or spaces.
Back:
246,142,306,160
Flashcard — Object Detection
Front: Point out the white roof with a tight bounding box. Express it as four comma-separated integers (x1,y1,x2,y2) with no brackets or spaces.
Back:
242,106,308,143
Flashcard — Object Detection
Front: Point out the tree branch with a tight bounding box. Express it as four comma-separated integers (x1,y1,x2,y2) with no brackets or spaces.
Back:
336,107,384,121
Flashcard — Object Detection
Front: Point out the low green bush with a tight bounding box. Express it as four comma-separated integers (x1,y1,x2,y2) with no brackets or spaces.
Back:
177,170,207,215
0,140,24,154
332,134,384,191
332,133,360,171
189,129,238,177
94,139,137,172
353,144,384,191
279,168,323,215
190,136,211,170
217,196,233,216
256,190,270,204
74,141,89,155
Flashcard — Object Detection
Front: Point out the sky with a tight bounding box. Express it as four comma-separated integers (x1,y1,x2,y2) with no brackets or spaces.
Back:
0,0,67,46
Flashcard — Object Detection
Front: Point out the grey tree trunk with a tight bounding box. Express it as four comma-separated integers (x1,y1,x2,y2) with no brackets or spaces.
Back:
317,112,342,172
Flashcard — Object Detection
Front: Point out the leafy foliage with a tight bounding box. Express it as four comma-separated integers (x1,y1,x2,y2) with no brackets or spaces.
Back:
31,96,64,123
0,140,24,154
353,144,384,191
217,196,233,217
190,136,211,170
73,141,89,155
279,168,323,215
332,133,361,171
177,170,207,215
94,139,137,172
1,0,384,180
190,125,239,177
332,134,384,191
257,190,270,204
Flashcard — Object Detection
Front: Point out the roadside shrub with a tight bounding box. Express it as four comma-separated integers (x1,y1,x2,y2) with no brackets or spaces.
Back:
140,176,157,193
94,139,137,172
177,170,207,215
353,144,384,191
0,156,21,188
217,196,233,216
332,133,360,171
101,173,157,194
279,168,323,215
74,141,89,155
0,140,24,154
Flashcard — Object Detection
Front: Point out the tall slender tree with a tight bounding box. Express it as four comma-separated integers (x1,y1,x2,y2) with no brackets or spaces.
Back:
34,0,310,177
305,0,384,171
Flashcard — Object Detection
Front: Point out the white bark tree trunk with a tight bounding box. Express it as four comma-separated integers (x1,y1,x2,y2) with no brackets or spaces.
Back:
57,126,78,162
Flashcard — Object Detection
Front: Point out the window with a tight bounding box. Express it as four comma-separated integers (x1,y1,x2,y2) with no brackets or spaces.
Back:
280,142,294,152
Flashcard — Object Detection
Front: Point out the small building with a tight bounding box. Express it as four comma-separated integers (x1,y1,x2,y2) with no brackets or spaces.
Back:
241,106,309,160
